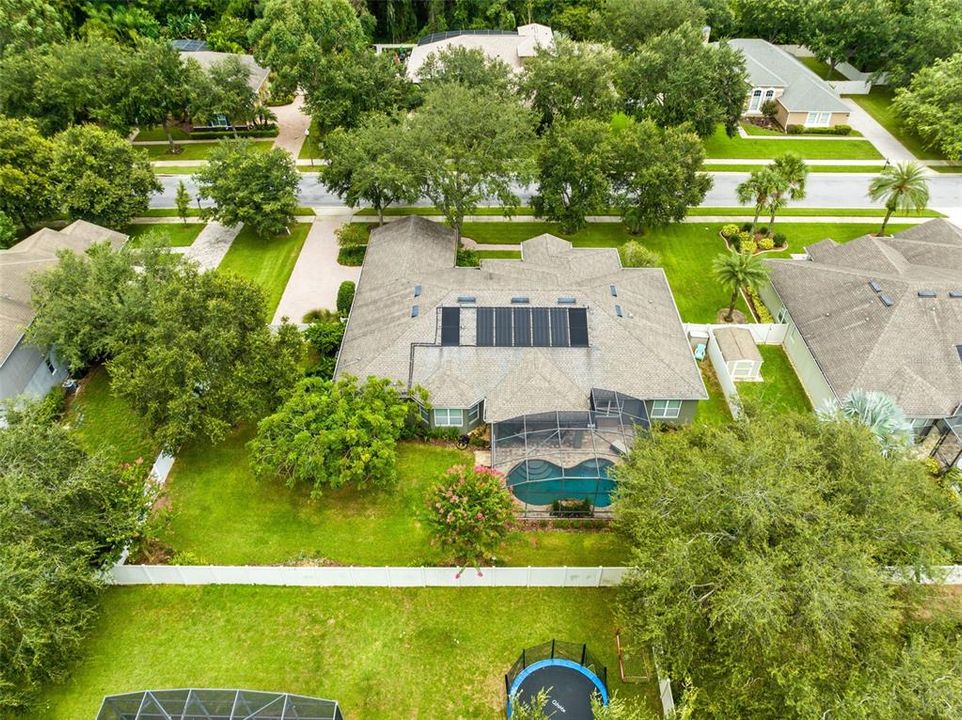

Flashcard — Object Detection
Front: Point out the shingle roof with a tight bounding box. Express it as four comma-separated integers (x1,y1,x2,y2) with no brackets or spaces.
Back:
714,327,762,363
0,221,127,364
726,39,849,113
767,220,962,418
179,51,269,93
335,217,706,422
407,23,553,79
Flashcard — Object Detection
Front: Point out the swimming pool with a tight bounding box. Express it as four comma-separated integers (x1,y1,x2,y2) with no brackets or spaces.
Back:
506,458,616,507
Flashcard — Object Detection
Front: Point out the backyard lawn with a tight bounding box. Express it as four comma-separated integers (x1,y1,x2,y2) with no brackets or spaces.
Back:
702,125,883,160
26,585,657,720
737,345,812,414
159,432,628,567
694,359,733,426
797,55,848,81
126,222,204,247
142,140,273,161
477,249,522,260
846,88,943,160
217,223,310,316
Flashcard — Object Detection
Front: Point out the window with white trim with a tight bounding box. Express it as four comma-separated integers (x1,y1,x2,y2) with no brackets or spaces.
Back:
466,402,480,424
804,111,831,127
418,404,430,424
731,360,757,379
651,400,683,419
748,89,763,112
764,89,775,103
434,408,464,427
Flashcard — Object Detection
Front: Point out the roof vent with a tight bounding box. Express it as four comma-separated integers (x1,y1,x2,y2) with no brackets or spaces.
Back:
869,280,882,293
609,285,618,297
917,289,937,298
414,284,422,298
411,305,419,317
557,296,577,304
457,295,476,303
614,304,623,317
510,296,529,304
879,294,894,307
950,291,962,299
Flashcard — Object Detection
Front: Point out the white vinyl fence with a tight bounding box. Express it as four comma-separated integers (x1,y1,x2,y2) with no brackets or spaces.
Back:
110,564,629,587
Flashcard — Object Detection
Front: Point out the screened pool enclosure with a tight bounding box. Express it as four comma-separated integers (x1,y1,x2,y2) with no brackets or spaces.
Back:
96,689,343,720
491,390,649,512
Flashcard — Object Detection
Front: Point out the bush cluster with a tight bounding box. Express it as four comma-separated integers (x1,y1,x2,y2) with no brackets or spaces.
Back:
188,127,279,139
336,245,366,266
336,281,356,316
786,124,853,136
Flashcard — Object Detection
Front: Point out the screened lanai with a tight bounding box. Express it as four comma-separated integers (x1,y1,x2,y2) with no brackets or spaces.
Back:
491,390,649,512
96,689,343,720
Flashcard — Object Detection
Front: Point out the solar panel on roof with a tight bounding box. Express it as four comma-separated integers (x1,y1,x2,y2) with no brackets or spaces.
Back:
440,307,460,346
568,307,589,347
476,307,494,346
549,307,570,346
532,308,550,346
513,307,532,346
879,294,894,307
495,307,513,346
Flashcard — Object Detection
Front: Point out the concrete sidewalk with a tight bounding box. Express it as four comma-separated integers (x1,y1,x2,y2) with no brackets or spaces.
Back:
272,215,361,322
174,221,242,271
354,214,933,225
840,98,917,163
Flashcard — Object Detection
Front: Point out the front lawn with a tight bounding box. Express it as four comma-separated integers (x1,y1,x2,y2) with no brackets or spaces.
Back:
846,87,943,160
126,223,204,247
737,345,812,414
706,163,885,173
159,432,628,567
702,125,883,160
217,223,310,316
26,585,657,720
133,126,190,142
143,140,273,161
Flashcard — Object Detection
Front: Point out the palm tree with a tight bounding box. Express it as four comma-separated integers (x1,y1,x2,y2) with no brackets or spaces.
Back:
766,152,808,232
735,167,778,234
868,161,930,236
712,250,770,322
818,389,913,456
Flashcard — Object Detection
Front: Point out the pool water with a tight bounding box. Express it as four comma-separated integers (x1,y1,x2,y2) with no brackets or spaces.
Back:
506,458,615,507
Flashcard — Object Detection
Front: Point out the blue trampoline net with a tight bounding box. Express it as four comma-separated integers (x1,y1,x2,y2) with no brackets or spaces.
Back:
96,689,343,720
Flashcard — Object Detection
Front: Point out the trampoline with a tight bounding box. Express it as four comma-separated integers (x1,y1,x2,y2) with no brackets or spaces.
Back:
505,641,608,719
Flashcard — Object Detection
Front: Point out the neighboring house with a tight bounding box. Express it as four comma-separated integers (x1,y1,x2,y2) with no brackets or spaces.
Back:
0,221,127,404
726,38,850,128
174,41,270,129
335,216,706,508
406,23,553,81
760,220,962,466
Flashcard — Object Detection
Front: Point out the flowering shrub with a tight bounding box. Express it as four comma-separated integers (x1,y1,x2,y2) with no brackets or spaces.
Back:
426,464,515,569
758,236,775,251
740,239,757,255
721,223,740,239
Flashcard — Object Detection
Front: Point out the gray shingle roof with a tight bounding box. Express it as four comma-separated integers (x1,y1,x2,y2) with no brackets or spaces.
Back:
714,327,762,363
726,39,849,113
335,217,706,422
0,221,127,364
179,51,269,93
767,220,962,418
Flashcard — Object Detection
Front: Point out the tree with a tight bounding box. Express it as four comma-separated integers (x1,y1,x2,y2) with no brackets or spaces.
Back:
736,0,811,43
819,390,913,457
618,25,749,138
735,167,779,233
712,249,770,321
0,400,146,711
519,37,621,128
619,241,661,268
509,689,552,720
882,0,962,87
426,464,515,569
0,0,65,57
50,124,160,228
248,0,367,94
868,161,930,236
408,84,537,243
302,49,415,131
109,268,304,451
122,38,191,153
194,140,300,238
187,55,256,133
601,0,706,53
765,152,808,231
320,113,418,224
615,408,962,720
0,210,15,247
532,118,612,233
608,116,711,233
892,52,962,160
175,180,190,223
0,116,55,228
303,320,344,379
416,45,513,95
806,0,895,77
248,375,411,497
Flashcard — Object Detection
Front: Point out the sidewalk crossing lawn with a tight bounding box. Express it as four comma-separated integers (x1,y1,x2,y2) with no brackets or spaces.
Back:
126,223,204,247
703,125,883,160
26,586,657,720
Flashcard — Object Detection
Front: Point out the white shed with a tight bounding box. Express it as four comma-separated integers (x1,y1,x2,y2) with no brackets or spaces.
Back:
713,327,763,381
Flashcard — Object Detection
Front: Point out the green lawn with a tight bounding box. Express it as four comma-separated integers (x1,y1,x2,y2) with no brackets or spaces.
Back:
694,359,733,426
702,125,883,160
141,207,315,218
160,431,628,567
737,345,813,414
126,223,203,247
152,166,203,175
478,249,522,260
846,87,943,160
67,367,156,463
461,221,910,322
706,163,885,173
143,140,273,161
931,165,962,173
299,120,325,160
217,223,310,316
798,55,848,80
26,585,657,720
133,126,190,142
740,122,785,136
688,206,942,218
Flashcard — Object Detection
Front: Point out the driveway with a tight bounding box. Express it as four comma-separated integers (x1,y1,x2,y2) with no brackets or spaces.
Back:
840,97,916,163
174,221,241,271
272,215,361,322
272,94,311,158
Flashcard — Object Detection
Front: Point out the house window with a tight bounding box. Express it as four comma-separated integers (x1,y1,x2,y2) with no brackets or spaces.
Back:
44,354,56,374
651,400,682,419
731,360,756,379
434,408,464,427
466,402,480,424
764,89,775,103
909,417,932,433
805,111,831,127
212,113,230,127
748,89,763,112
776,307,789,324
418,404,430,424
